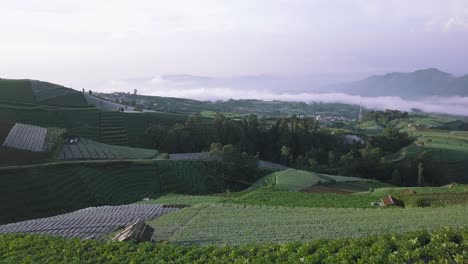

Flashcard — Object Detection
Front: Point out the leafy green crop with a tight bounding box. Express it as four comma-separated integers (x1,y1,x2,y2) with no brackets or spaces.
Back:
232,189,377,208
0,228,466,263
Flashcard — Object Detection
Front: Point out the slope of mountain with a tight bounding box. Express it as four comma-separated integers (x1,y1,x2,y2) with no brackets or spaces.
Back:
332,68,468,99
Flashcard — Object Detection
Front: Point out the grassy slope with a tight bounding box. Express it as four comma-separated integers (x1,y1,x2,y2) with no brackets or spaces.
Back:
252,169,383,191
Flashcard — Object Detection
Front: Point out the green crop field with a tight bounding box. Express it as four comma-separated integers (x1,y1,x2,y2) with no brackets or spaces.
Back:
231,189,378,208
0,160,233,224
358,120,384,135
2,228,467,263
0,79,36,104
149,203,468,245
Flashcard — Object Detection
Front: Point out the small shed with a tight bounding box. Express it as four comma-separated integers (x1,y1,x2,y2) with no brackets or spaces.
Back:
112,220,154,243
380,195,403,207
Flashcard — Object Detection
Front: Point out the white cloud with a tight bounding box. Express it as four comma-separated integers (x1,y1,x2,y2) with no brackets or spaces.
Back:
101,77,468,116
444,17,468,31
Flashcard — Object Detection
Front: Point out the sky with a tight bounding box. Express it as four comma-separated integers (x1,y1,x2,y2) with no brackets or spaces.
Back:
1,0,468,111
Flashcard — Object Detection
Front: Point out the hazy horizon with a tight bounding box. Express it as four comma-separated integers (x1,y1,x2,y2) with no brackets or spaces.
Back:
2,0,468,115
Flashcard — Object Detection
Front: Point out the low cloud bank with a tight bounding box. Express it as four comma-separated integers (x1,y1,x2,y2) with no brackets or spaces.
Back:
101,78,468,116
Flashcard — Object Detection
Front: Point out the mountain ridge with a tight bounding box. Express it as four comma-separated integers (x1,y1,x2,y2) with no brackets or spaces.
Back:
332,68,467,99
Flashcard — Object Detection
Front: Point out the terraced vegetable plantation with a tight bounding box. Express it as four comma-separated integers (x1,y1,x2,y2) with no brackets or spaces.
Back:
2,123,47,152
0,204,179,239
149,204,468,245
57,138,158,160
99,111,129,146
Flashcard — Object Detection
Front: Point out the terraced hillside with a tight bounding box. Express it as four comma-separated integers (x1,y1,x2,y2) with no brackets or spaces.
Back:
0,204,179,239
0,79,88,107
30,80,88,107
0,160,230,224
84,94,135,111
99,111,129,146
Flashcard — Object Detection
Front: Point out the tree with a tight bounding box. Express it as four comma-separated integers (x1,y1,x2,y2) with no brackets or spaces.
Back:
417,162,424,186
390,169,402,185
209,142,223,158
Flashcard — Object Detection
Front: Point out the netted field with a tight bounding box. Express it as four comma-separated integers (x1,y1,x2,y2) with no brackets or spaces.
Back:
2,123,47,152
57,138,157,160
149,203,468,245
0,204,179,239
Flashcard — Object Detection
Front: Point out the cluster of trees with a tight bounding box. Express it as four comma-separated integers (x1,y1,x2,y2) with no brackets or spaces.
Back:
390,151,449,186
339,127,412,181
144,114,343,168
208,143,260,185
144,113,417,184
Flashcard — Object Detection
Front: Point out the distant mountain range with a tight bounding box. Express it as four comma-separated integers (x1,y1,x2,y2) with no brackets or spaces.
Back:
331,68,468,99
124,68,468,100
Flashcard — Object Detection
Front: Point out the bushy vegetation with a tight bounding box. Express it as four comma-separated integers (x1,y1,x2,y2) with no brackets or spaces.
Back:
1,228,466,263
362,109,409,127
